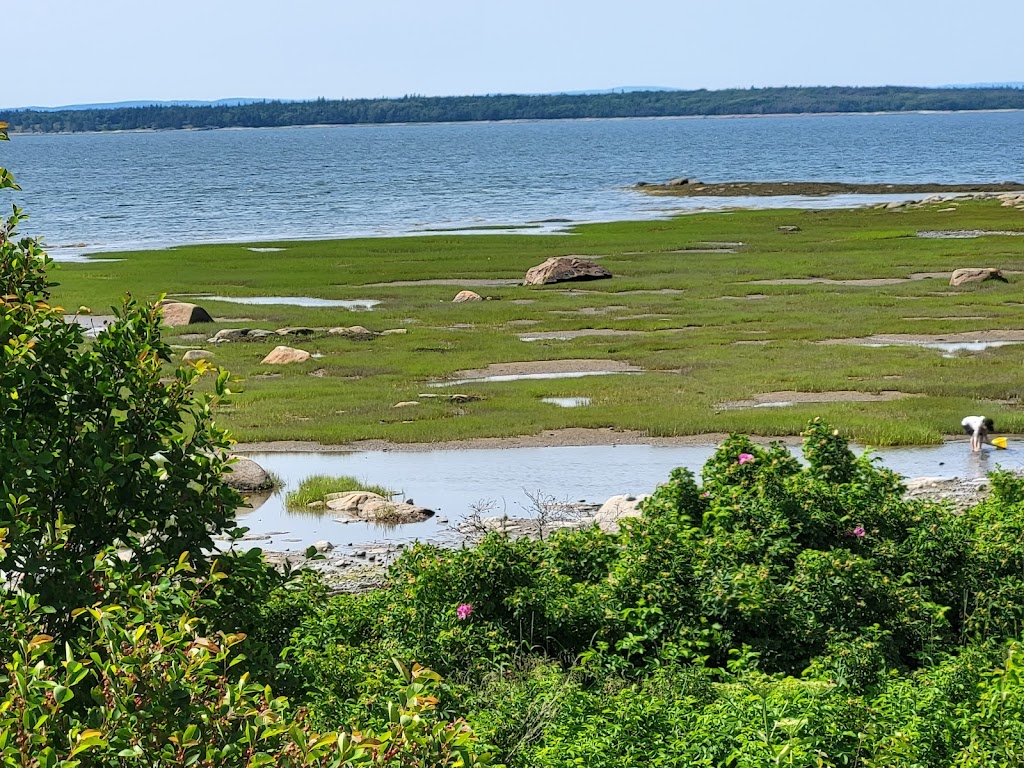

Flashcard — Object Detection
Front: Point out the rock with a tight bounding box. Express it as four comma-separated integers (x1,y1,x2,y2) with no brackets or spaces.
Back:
328,325,378,339
777,225,801,233
247,329,277,340
666,177,693,186
453,290,483,303
276,326,317,336
324,491,384,513
393,401,419,408
949,268,1009,287
380,328,408,335
885,201,908,209
326,491,434,523
306,501,325,510
181,349,214,364
523,257,612,286
448,393,481,403
209,328,250,343
223,456,273,491
261,345,311,365
594,494,648,533
160,301,214,326
903,476,990,510
312,540,335,553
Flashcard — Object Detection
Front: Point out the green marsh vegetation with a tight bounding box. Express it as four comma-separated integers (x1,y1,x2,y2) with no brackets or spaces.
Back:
53,199,1024,445
286,475,397,511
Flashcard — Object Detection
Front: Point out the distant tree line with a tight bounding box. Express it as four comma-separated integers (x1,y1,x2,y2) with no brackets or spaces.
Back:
5,86,1024,133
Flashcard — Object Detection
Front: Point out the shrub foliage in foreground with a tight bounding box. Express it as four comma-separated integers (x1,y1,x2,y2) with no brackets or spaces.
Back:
285,420,1024,766
0,131,499,767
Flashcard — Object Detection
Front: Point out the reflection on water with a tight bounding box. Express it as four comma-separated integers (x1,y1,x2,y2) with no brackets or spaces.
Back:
541,397,592,408
234,440,1024,551
431,371,637,386
199,296,380,309
859,340,1022,356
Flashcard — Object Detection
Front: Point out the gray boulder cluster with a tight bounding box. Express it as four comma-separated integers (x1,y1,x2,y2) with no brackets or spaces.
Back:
324,491,435,523
880,191,1024,211
207,325,383,343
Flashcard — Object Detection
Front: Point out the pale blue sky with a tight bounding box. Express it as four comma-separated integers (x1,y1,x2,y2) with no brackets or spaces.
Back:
11,0,1024,107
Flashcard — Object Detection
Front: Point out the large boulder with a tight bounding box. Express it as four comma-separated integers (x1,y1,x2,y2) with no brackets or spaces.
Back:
223,456,273,491
453,290,483,303
160,301,214,326
949,267,1009,286
594,494,648,533
326,491,434,523
261,345,311,365
523,257,612,286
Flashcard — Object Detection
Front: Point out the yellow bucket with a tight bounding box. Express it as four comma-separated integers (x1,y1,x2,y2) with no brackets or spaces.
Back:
992,437,1009,449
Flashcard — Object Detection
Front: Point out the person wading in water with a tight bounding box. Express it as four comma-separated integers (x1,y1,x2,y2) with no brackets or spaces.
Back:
961,415,1000,452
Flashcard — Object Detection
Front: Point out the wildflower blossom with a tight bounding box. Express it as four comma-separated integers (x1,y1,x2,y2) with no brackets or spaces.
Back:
849,526,866,539
457,603,473,620
738,453,755,465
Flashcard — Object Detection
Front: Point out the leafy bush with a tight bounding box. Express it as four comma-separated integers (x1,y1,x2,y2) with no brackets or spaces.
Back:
0,145,241,632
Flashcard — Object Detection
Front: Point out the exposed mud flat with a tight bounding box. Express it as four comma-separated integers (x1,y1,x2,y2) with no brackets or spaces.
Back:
519,329,643,341
745,272,948,287
822,330,1024,354
902,316,991,321
550,306,629,316
364,278,520,287
717,293,769,301
432,358,644,386
917,230,1024,239
519,328,693,342
719,390,918,410
635,181,1024,197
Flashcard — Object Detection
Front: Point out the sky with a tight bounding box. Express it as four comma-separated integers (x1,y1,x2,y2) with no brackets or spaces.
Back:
10,0,1024,107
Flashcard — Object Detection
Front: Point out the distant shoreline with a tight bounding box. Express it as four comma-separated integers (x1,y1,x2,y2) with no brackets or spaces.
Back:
8,107,1024,138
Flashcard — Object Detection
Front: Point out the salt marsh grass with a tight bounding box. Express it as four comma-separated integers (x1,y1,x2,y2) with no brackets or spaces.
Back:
285,475,396,511
53,199,1024,445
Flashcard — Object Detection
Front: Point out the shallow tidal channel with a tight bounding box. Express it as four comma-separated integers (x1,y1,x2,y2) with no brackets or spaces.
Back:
233,441,1024,552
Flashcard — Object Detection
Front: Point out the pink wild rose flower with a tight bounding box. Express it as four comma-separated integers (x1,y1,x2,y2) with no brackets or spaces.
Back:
738,453,755,465
457,603,474,620
849,526,866,539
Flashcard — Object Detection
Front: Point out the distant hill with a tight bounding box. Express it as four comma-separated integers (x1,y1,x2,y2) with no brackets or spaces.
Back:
940,82,1024,89
556,86,683,96
3,98,271,112
4,86,1024,134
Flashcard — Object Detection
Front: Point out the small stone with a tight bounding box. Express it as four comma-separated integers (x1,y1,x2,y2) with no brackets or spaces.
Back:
393,401,420,408
312,540,335,553
453,290,483,303
181,349,214,364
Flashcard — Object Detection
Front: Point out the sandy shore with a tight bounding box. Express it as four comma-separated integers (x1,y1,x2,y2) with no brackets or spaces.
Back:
236,428,809,453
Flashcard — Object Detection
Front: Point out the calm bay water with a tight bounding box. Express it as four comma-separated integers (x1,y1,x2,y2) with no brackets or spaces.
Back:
4,111,1024,255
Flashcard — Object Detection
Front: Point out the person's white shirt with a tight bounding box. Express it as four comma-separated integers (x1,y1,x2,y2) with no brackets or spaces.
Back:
962,415,986,434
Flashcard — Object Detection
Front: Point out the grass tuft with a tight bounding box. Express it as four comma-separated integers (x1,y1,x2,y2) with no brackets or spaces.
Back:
285,475,396,511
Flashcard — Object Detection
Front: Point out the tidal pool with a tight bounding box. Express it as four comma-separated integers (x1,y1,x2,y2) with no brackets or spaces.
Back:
541,397,592,407
235,441,1020,551
198,295,380,309
430,371,638,386
859,340,1022,356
